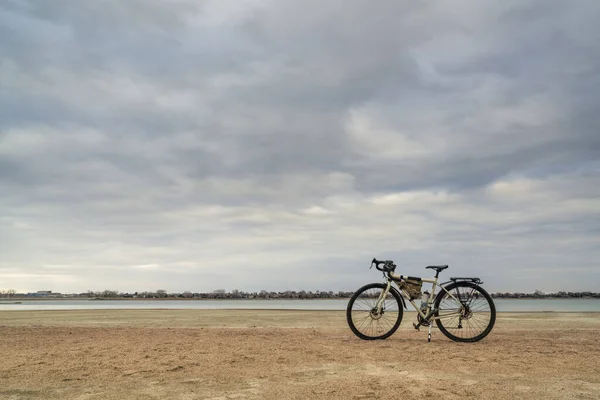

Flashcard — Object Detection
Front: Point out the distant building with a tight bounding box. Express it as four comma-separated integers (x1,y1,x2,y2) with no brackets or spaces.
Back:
26,290,61,297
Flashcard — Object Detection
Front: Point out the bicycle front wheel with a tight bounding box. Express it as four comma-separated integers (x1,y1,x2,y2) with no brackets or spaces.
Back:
346,283,404,340
434,281,496,342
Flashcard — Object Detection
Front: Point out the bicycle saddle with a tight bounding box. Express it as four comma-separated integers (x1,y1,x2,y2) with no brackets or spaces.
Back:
426,265,448,272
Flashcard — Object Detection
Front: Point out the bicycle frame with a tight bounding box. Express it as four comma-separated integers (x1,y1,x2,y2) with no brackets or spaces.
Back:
375,272,463,323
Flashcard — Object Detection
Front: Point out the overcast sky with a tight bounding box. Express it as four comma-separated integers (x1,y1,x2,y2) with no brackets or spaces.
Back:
1,0,599,294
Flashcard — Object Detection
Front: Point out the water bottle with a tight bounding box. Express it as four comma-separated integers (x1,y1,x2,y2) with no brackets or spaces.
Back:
420,291,430,312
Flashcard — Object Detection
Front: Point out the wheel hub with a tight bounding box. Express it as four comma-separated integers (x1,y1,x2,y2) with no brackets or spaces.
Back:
370,307,384,320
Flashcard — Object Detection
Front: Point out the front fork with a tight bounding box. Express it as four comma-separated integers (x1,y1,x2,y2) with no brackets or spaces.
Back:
374,281,392,314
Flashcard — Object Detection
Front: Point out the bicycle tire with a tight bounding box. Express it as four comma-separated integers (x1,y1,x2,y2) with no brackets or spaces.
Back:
346,283,404,340
434,281,496,342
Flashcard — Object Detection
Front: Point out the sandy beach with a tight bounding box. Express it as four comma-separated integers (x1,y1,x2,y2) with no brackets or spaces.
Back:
1,310,599,399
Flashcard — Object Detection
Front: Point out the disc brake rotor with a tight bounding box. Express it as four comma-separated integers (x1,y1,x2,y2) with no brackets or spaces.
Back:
370,308,384,320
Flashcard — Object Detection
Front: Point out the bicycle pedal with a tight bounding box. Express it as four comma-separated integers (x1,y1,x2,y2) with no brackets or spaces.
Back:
413,323,420,331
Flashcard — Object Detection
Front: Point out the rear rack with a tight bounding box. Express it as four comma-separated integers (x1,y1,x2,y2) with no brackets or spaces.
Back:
449,277,483,284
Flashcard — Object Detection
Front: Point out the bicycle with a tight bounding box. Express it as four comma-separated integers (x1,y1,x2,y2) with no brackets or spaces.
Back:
346,258,496,342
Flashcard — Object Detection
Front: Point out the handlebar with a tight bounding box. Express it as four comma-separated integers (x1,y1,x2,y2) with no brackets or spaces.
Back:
371,258,396,272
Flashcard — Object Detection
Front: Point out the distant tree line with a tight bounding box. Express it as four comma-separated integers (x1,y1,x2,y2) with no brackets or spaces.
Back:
2,288,600,299
91,289,358,300
490,290,600,299
0,289,354,299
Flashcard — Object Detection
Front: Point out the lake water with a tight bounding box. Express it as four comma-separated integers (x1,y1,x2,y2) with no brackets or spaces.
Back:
1,298,599,312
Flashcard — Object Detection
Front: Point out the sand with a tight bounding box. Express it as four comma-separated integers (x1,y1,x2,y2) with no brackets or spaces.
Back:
1,310,599,400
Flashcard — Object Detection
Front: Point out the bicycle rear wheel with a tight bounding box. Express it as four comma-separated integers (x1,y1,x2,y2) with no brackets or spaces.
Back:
346,283,404,340
434,282,496,342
